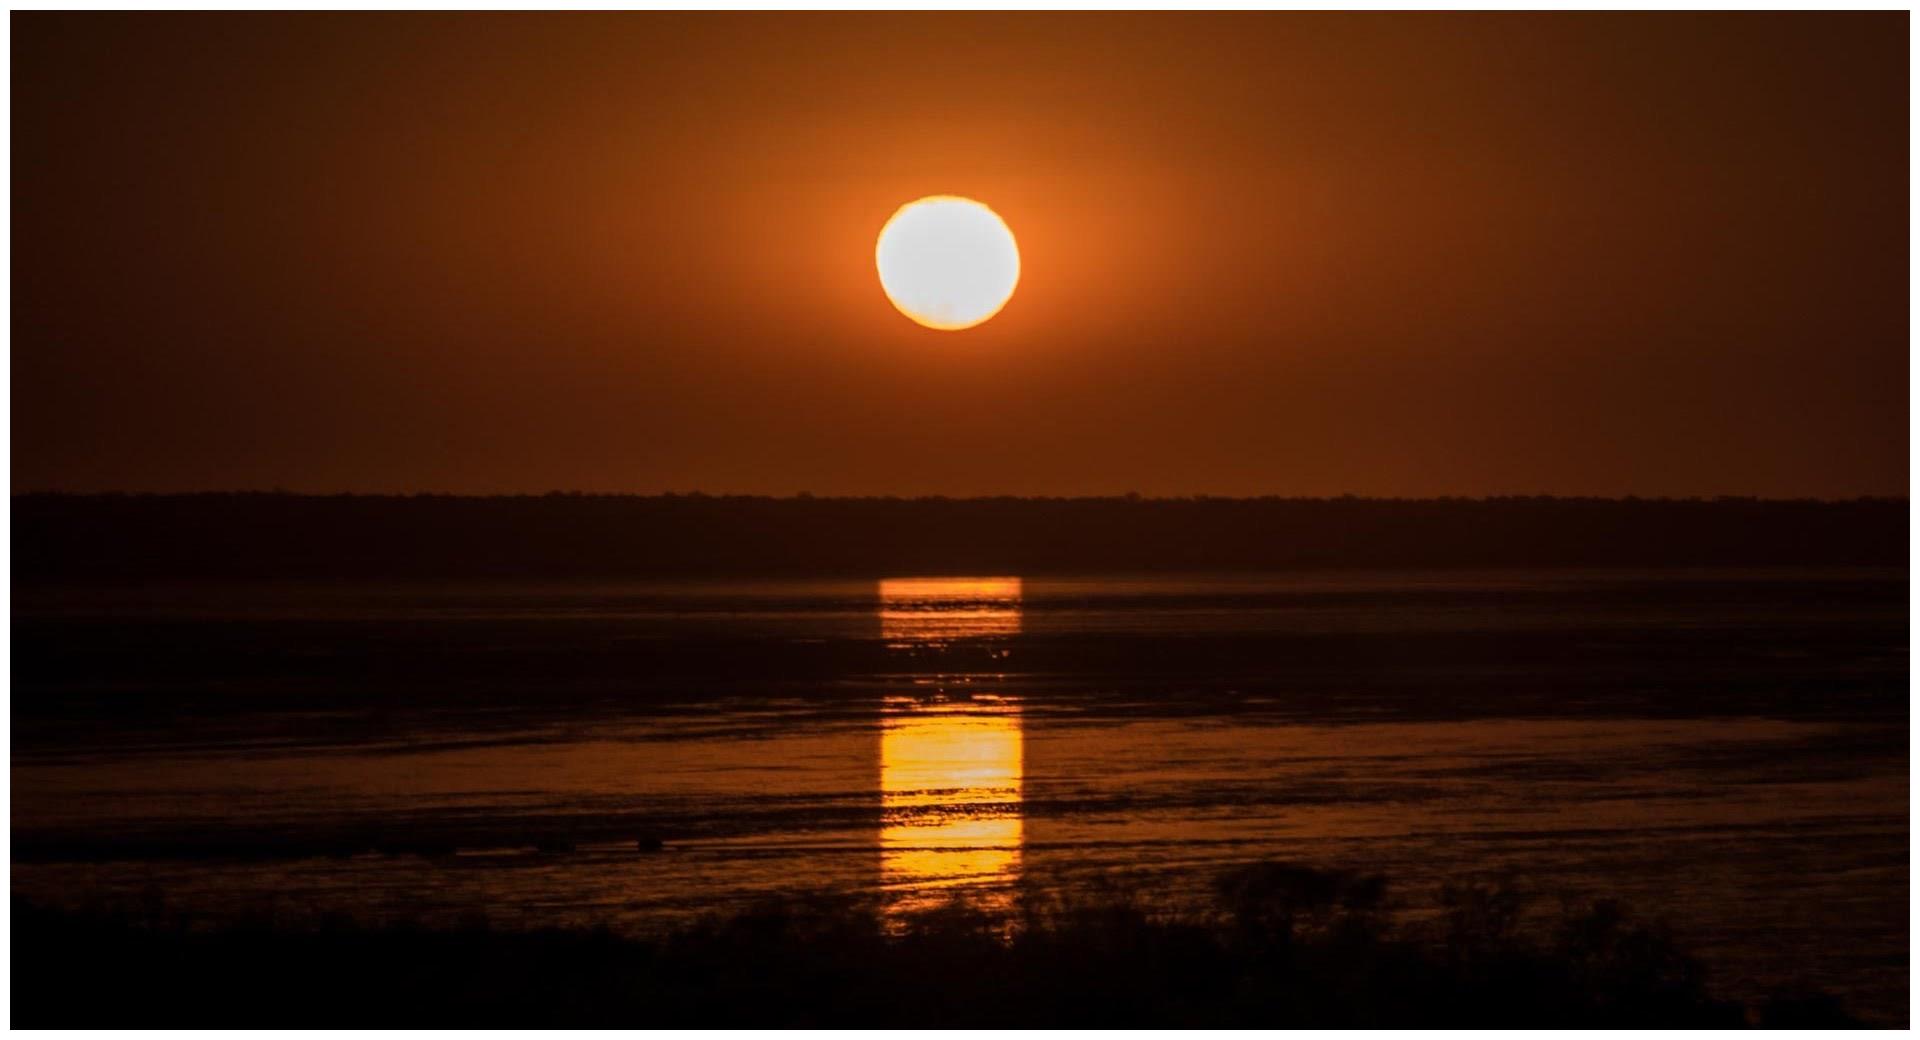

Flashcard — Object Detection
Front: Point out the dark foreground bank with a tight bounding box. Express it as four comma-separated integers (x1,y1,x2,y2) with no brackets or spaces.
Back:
12,865,1861,1027
13,493,1906,580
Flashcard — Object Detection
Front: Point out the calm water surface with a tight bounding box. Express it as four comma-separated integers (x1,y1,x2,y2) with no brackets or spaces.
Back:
12,570,1908,1022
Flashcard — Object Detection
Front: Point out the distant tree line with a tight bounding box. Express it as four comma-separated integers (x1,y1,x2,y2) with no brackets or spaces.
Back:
11,493,1906,581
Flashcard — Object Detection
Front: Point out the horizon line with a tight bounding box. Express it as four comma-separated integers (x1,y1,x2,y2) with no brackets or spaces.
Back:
10,490,1908,505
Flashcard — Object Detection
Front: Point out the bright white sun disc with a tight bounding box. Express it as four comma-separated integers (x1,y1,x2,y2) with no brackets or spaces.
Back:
875,196,1020,331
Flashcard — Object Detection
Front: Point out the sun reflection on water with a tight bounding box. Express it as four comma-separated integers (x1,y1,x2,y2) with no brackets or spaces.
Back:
876,577,1025,917
878,576,1022,645
880,699,1023,914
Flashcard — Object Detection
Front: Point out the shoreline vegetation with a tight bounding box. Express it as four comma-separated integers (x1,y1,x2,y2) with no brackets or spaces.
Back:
13,864,1861,1027
13,493,1905,581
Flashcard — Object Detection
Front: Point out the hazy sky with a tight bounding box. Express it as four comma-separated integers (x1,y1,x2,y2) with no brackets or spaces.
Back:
13,12,1908,496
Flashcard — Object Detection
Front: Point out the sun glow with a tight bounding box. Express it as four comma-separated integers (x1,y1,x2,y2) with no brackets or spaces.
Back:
875,196,1020,331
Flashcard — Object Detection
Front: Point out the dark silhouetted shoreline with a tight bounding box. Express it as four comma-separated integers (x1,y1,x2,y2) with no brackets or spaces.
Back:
9,865,1865,1027
12,493,1906,581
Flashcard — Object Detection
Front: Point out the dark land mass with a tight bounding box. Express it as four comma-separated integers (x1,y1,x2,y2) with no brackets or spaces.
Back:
12,493,1906,582
10,865,1862,1027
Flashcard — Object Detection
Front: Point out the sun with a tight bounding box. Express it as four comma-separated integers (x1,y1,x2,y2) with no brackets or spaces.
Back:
875,196,1020,331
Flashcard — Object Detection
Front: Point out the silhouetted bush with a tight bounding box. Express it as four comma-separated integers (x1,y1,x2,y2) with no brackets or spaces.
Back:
10,864,1863,1027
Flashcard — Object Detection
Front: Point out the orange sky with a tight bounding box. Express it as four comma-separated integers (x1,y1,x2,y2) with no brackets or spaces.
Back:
12,12,1908,496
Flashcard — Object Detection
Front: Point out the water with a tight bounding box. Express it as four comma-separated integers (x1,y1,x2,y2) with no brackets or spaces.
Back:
11,569,1908,1023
